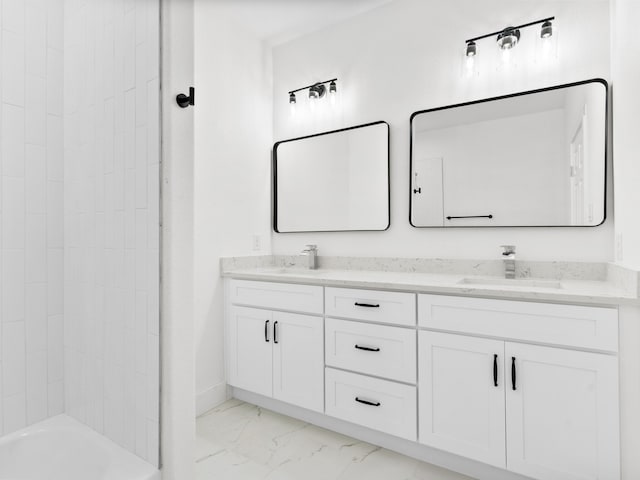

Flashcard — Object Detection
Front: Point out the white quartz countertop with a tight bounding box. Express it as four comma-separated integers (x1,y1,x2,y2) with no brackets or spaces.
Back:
222,267,638,306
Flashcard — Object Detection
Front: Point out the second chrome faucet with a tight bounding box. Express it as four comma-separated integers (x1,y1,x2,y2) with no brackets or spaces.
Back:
500,245,516,279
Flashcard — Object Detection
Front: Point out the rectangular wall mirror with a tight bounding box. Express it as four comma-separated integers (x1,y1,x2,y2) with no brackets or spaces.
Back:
410,79,608,228
274,121,390,233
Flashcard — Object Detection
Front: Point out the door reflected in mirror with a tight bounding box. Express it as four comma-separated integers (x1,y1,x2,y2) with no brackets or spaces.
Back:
410,79,607,227
274,121,390,233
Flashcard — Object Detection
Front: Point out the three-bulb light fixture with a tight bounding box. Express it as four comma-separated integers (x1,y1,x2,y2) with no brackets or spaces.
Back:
288,78,338,107
465,17,554,58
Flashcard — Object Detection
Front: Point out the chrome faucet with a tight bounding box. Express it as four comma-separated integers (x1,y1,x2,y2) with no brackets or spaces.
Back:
301,244,318,270
500,245,516,279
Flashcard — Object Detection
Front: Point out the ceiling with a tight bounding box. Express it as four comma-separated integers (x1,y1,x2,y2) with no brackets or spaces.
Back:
209,0,398,46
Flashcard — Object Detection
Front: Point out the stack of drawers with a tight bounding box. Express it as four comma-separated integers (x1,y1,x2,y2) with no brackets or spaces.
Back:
324,287,418,441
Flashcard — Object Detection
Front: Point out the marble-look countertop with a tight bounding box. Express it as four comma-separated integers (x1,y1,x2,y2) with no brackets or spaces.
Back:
221,256,640,306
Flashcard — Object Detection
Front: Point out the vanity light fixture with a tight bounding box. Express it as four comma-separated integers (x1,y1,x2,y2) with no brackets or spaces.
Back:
287,78,338,105
465,16,554,56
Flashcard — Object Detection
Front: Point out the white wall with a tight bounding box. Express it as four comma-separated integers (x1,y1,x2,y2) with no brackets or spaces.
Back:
194,1,273,413
161,0,196,477
272,0,613,261
611,0,640,270
0,0,65,436
63,0,160,465
610,6,640,475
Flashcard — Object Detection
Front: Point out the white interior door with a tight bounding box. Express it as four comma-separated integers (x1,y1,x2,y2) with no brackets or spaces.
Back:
227,306,273,398
570,121,586,225
505,342,619,480
272,312,324,412
418,331,506,468
411,157,444,226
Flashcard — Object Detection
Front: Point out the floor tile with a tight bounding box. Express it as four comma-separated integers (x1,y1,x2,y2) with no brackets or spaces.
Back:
195,400,472,480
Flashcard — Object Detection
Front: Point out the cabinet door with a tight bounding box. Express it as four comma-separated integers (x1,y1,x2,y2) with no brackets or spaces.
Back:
272,311,324,412
227,306,273,397
505,343,619,480
418,331,506,468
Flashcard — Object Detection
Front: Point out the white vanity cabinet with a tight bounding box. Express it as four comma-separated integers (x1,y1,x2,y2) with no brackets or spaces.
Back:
227,281,324,412
225,278,621,480
418,294,620,480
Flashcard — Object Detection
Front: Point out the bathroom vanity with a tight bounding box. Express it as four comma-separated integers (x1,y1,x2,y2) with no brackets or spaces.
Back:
223,262,632,480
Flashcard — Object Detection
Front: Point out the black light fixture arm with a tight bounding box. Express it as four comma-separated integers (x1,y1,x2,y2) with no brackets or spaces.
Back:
288,78,338,95
465,16,554,44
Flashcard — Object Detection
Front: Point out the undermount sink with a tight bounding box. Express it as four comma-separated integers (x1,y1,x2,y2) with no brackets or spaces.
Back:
257,267,323,275
458,277,563,289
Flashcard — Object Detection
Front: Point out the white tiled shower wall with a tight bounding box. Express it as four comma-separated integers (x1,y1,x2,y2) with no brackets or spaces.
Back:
0,0,65,436
63,0,160,466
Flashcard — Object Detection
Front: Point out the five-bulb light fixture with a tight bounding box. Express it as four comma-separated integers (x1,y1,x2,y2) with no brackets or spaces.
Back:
288,78,338,106
465,17,554,58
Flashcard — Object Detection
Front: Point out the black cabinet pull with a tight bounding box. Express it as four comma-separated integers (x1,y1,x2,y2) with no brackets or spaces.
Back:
355,397,381,407
273,321,279,344
511,357,517,391
354,302,380,308
264,320,270,343
355,345,381,352
493,354,498,387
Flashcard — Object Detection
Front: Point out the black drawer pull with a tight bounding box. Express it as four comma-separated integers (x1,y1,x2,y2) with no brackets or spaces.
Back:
493,354,498,387
511,357,517,391
273,321,279,344
354,302,380,308
355,397,381,407
355,345,380,352
264,320,270,342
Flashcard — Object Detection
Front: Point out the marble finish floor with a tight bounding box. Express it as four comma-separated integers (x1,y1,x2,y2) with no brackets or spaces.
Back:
196,399,473,480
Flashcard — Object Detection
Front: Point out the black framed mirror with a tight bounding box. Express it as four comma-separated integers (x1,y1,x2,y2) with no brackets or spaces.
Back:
410,79,608,228
273,121,390,233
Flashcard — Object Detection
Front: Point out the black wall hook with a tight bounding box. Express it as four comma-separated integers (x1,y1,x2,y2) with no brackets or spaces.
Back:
176,87,195,108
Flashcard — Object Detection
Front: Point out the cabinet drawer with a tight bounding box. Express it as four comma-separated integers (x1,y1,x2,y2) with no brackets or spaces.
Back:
229,279,323,314
325,318,416,384
418,294,618,352
325,287,415,326
325,368,417,441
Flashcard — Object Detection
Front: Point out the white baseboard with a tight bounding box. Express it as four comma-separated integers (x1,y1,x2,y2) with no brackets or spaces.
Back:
232,387,531,480
196,383,230,416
